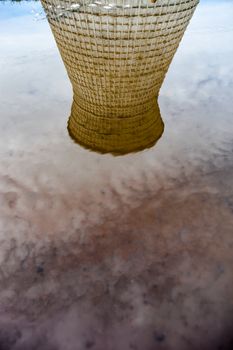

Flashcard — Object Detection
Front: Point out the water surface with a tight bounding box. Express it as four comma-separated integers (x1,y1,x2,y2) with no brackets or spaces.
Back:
0,1,233,349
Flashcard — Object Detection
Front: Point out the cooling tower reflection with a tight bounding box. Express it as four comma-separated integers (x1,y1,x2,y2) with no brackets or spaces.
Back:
67,97,164,155
41,0,199,154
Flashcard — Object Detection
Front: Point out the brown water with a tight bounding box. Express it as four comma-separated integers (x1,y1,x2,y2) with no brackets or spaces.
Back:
0,1,233,349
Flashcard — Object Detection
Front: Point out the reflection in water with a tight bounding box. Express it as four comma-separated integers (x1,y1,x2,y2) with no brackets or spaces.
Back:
68,99,164,155
41,0,198,154
0,1,233,350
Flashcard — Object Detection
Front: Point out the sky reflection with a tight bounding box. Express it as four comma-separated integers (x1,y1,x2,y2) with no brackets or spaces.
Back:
0,1,232,161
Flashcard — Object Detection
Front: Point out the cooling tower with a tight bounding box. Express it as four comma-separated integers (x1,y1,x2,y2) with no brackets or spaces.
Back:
41,0,199,154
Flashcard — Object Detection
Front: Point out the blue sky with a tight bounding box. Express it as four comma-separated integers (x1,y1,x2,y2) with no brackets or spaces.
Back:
0,1,42,19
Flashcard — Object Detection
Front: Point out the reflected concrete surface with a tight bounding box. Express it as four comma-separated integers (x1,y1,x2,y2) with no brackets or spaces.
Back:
0,1,233,350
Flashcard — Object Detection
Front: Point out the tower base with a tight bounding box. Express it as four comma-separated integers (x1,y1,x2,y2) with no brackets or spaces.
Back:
67,98,164,156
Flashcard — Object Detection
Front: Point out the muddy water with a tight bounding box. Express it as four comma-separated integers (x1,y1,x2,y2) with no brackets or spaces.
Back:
0,1,233,350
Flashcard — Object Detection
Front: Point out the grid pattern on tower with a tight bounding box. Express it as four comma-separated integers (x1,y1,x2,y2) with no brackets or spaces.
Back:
41,0,199,154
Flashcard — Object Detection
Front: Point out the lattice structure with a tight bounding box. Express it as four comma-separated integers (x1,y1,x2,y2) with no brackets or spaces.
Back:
41,0,199,154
